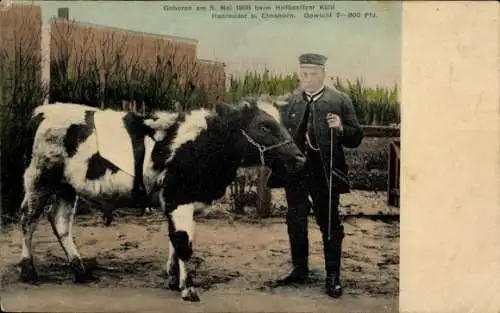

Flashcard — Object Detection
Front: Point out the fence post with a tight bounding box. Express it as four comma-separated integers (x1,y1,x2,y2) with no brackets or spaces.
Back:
387,138,400,207
256,166,272,217
40,19,50,105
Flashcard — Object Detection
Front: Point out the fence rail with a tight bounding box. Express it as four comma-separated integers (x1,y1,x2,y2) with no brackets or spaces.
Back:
362,125,400,138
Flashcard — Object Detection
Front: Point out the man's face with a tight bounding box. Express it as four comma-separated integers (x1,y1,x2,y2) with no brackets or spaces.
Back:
298,66,326,93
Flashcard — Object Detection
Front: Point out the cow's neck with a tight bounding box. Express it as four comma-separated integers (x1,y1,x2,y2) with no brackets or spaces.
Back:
221,117,253,167
157,115,247,205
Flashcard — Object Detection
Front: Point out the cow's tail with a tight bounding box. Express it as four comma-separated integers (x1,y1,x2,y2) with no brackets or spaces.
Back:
23,110,45,169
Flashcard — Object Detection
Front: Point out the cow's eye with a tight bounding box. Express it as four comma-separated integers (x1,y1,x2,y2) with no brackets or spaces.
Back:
260,125,269,133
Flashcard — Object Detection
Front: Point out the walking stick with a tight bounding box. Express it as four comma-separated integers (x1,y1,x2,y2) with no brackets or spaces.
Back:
328,126,335,241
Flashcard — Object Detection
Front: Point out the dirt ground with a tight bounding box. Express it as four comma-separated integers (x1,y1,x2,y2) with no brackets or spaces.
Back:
0,190,399,312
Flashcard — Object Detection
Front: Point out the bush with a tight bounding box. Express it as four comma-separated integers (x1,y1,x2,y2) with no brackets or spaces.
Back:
345,137,392,191
224,71,400,126
333,77,400,126
48,19,224,111
0,14,49,224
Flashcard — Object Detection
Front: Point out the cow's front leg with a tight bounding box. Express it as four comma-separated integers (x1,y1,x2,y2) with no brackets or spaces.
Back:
168,203,199,302
101,203,114,226
164,239,180,290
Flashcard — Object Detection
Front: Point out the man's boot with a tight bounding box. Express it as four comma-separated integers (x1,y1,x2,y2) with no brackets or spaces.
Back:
273,222,309,286
323,227,344,298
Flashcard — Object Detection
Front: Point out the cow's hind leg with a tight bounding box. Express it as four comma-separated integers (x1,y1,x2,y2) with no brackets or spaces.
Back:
0,295,4,313
167,203,199,301
19,191,50,284
48,187,88,283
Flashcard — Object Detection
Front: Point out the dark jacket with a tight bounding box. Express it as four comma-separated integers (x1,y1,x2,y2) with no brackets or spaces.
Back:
267,86,364,193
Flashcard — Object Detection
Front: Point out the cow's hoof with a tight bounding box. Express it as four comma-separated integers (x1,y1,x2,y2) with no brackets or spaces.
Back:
181,287,200,302
19,258,39,284
166,275,180,290
70,258,88,284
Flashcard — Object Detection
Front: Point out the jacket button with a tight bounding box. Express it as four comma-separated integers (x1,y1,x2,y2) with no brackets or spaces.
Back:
288,128,292,132
291,113,296,117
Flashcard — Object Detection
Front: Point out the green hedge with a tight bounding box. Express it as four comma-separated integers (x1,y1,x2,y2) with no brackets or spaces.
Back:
224,71,400,126
49,52,215,112
333,77,400,126
0,35,48,225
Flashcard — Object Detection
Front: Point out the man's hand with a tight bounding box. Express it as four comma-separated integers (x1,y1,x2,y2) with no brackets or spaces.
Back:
326,113,343,130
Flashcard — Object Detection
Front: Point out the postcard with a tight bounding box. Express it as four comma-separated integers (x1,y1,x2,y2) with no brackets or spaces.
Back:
2,1,494,312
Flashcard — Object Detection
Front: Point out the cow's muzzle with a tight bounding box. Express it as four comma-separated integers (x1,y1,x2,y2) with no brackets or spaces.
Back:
285,152,306,173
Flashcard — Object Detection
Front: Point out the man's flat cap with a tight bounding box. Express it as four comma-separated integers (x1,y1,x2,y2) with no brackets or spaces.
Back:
299,53,327,66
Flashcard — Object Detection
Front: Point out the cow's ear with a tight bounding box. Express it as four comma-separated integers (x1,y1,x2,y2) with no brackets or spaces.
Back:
215,102,237,119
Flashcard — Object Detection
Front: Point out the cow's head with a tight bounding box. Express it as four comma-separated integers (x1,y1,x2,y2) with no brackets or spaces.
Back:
216,96,306,175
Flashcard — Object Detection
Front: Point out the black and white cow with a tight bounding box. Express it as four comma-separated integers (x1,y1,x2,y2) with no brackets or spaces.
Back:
18,99,305,301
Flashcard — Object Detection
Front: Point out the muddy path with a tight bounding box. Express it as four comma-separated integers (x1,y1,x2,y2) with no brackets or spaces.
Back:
1,191,399,312
2,285,398,312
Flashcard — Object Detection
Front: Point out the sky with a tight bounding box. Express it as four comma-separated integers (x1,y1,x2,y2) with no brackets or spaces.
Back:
17,0,402,88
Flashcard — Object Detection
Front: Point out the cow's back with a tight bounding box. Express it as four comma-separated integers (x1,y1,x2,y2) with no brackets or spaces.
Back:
31,104,97,157
28,103,137,201
33,103,99,127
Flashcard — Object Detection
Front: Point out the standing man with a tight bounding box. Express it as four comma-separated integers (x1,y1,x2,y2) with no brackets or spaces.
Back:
267,53,364,298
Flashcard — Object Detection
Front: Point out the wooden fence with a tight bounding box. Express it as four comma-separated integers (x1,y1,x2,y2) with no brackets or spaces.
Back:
361,125,400,138
365,125,400,207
